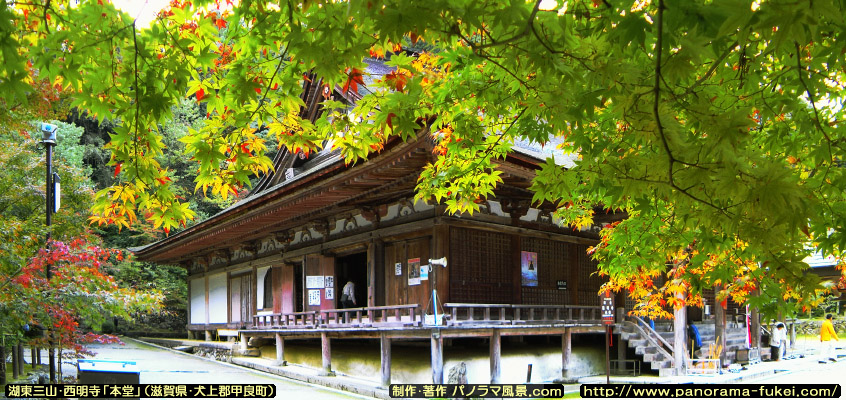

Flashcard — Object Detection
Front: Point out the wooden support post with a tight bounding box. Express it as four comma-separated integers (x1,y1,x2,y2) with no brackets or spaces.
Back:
274,333,286,366
790,321,796,349
18,344,25,375
205,330,212,341
562,328,572,380
714,288,726,367
11,344,19,379
490,329,501,384
31,346,36,370
380,332,391,387
321,331,334,376
616,307,625,365
0,345,6,386
673,293,686,376
750,306,761,350
240,333,248,351
431,330,444,384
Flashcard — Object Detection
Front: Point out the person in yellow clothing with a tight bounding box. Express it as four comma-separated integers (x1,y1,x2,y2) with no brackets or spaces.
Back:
819,313,839,363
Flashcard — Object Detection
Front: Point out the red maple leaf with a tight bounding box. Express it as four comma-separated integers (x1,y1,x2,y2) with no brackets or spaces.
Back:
386,112,397,131
215,18,227,29
384,71,407,92
196,88,205,102
114,163,122,177
342,68,365,95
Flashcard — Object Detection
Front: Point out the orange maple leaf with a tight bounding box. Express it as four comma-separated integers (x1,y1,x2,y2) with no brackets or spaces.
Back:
342,68,365,94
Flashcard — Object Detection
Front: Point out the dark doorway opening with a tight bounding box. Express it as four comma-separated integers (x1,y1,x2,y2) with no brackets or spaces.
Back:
336,252,367,308
293,262,304,313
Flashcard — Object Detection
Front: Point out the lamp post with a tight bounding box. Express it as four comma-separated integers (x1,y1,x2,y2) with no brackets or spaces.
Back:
40,122,58,383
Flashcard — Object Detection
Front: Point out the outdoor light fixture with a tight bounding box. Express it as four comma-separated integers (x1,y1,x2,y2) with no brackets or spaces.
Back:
41,122,58,144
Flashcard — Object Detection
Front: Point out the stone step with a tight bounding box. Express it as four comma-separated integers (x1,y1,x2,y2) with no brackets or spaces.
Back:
651,360,672,370
658,368,677,377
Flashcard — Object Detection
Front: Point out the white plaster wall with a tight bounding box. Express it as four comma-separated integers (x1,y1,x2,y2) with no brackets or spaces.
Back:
189,278,206,324
208,273,228,324
413,199,434,212
520,208,540,222
256,266,269,310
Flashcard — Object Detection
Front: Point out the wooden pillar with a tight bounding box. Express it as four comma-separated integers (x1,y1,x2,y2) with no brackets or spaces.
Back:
11,344,19,379
380,332,391,387
0,345,6,386
204,330,212,341
616,307,626,366
490,329,502,384
31,347,36,369
714,289,726,366
368,242,376,307
562,328,572,379
321,331,334,376
673,292,686,375
431,330,444,384
750,305,761,350
18,344,25,375
789,321,796,349
274,333,286,366
240,333,248,351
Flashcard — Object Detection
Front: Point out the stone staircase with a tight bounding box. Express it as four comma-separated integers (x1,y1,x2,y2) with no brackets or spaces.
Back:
616,321,677,377
617,319,755,377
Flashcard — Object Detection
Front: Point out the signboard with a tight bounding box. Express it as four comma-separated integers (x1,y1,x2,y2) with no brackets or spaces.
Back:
324,276,334,288
420,265,429,281
600,291,614,325
395,263,402,276
308,289,321,305
521,251,538,287
306,276,324,289
325,288,334,300
408,258,421,286
556,280,567,290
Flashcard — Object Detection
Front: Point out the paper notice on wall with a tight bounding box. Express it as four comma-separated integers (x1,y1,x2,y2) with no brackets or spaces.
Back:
420,265,429,280
395,263,402,276
306,275,324,289
408,258,421,286
308,289,321,305
324,276,334,288
325,288,334,300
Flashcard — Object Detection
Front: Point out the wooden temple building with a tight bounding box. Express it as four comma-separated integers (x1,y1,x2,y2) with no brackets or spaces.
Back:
131,59,771,384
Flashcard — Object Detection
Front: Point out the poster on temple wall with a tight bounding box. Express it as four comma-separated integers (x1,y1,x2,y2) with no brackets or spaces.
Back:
408,258,421,286
395,263,402,276
325,288,334,300
521,251,538,287
308,289,321,305
306,276,324,289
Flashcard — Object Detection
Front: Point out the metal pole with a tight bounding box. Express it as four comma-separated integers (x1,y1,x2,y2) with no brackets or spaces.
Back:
45,139,56,383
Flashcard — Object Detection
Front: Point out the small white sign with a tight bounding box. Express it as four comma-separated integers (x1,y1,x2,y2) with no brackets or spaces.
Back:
420,265,429,281
325,288,334,300
325,276,334,288
308,289,321,305
306,275,324,289
395,263,402,276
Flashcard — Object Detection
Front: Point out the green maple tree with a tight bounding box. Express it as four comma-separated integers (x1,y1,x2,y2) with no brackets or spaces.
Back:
3,0,846,317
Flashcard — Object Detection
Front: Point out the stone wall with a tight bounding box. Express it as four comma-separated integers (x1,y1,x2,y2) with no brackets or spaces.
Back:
792,319,846,335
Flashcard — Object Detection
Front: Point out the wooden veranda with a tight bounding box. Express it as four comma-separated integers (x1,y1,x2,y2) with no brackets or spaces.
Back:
242,303,604,386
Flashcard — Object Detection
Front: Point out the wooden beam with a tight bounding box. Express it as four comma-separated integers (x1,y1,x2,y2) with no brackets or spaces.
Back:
321,331,334,376
490,329,501,384
275,333,287,366
431,330,444,384
442,217,598,245
562,328,572,379
380,332,391,387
